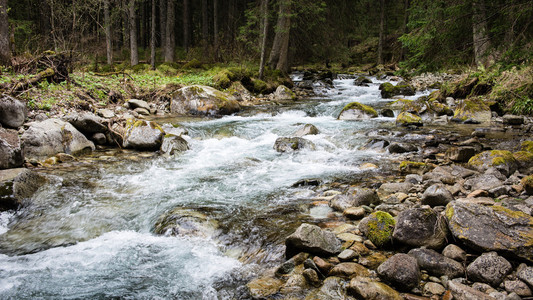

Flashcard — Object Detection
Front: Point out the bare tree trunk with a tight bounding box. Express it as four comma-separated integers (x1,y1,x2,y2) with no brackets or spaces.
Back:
202,0,209,58
104,0,113,65
472,0,491,67
377,0,385,65
0,0,11,66
213,0,219,60
183,0,190,53
151,0,156,69
258,0,269,79
164,0,175,62
268,0,290,72
129,0,139,66
159,0,166,47
400,0,409,61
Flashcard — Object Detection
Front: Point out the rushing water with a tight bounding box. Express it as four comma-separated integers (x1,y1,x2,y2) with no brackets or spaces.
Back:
0,76,429,299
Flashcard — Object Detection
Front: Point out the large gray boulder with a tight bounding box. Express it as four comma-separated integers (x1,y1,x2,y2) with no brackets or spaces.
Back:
274,137,315,152
466,252,512,287
377,253,420,291
408,248,465,278
285,223,341,257
294,124,319,137
21,119,95,160
421,184,453,207
0,128,23,169
393,207,449,249
63,112,108,135
160,135,189,155
0,95,26,128
123,119,164,151
170,85,240,116
337,102,378,120
446,201,533,263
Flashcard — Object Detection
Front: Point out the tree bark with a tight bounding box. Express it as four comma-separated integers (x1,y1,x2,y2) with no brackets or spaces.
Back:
183,0,190,53
104,0,113,65
202,0,209,58
0,0,10,66
164,0,175,62
268,0,291,73
151,0,156,69
129,0,139,66
472,0,491,67
258,0,269,79
377,0,385,65
159,0,166,47
213,0,219,60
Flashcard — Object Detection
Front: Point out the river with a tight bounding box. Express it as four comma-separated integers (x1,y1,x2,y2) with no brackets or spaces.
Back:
0,76,428,299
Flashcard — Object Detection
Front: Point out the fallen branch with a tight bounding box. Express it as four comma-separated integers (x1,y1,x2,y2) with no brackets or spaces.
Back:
10,68,55,93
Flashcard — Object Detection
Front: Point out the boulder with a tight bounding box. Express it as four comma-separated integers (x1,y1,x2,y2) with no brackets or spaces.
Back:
123,119,164,151
377,253,420,291
347,276,402,300
247,277,284,299
446,201,533,263
311,277,348,300
328,262,370,279
12,169,48,204
468,150,518,177
285,223,341,257
504,280,532,297
408,248,464,278
273,85,296,101
358,211,396,248
380,82,415,98
0,128,23,169
153,207,219,238
126,99,150,111
517,264,533,288
396,112,423,127
273,137,315,152
160,134,189,155
21,118,95,160
354,76,372,86
466,252,512,287
514,151,533,175
228,81,255,102
0,95,26,128
63,112,108,135
388,143,417,154
448,280,496,300
337,102,378,120
170,85,240,116
503,114,524,125
446,146,477,163
378,182,413,197
452,99,491,124
294,124,319,137
330,188,379,212
393,207,449,249
421,184,453,207
464,174,503,192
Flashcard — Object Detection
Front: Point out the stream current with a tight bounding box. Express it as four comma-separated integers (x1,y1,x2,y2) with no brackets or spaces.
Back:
0,76,428,299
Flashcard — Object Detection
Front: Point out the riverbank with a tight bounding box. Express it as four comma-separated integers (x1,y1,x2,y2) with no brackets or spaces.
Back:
0,66,532,299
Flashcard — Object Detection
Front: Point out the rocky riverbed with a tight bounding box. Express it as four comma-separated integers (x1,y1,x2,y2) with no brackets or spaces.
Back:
0,72,532,299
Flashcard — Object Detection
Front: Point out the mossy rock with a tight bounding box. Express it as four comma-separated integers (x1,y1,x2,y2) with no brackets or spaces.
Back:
428,100,453,116
170,85,240,116
359,211,396,248
468,150,519,176
396,112,423,127
520,141,533,153
522,175,533,195
452,98,491,123
251,79,268,94
338,102,378,120
182,58,203,69
514,151,533,174
123,119,164,151
153,207,219,238
399,161,433,175
213,70,232,89
380,82,415,99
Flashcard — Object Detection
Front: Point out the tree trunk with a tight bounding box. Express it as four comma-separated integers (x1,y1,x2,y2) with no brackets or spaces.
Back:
472,0,491,67
183,0,190,53
0,0,11,66
400,0,409,60
213,0,219,60
377,0,385,65
151,0,156,69
104,0,113,65
129,0,139,66
159,0,166,47
258,0,269,80
202,0,209,58
268,0,291,73
164,0,175,62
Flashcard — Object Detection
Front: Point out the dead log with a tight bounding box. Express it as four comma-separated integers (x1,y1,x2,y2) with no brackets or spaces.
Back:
11,68,55,92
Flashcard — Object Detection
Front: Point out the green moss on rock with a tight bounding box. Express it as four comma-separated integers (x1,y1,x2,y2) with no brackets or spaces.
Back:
396,111,423,127
360,211,396,248
521,175,533,195
520,141,533,153
452,98,491,123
